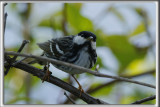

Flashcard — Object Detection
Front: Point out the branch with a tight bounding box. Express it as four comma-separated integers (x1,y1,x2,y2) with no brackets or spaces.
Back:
5,56,108,104
62,3,68,36
4,3,8,7
5,51,156,89
12,40,30,61
64,70,155,104
4,40,29,75
3,3,8,35
64,92,76,104
131,95,156,104
88,70,155,93
4,13,7,34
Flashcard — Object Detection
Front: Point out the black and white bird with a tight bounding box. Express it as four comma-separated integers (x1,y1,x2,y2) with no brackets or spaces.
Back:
37,31,97,95
37,31,97,75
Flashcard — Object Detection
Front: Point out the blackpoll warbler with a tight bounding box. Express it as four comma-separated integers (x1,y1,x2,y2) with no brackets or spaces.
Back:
37,31,97,95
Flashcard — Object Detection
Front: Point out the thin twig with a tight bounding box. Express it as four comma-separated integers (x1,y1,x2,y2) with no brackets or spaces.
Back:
62,3,67,36
12,57,28,66
88,70,155,94
5,51,156,89
4,40,30,75
4,67,11,76
63,70,155,104
64,92,76,104
4,13,7,34
4,55,12,75
131,95,156,104
3,3,8,34
4,3,8,7
12,40,30,61
5,56,108,104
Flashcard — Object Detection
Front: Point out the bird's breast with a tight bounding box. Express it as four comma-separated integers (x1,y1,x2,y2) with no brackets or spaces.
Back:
74,47,91,68
52,45,96,74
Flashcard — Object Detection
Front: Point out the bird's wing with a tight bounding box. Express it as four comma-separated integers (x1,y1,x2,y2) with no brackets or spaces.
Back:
37,36,74,59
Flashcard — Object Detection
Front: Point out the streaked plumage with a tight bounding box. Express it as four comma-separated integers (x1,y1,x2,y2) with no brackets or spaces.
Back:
37,31,97,74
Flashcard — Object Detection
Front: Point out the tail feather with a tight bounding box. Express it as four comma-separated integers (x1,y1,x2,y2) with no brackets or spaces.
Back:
37,42,51,54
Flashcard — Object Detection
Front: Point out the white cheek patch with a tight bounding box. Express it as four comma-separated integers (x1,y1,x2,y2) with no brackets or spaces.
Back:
91,41,96,50
73,36,86,45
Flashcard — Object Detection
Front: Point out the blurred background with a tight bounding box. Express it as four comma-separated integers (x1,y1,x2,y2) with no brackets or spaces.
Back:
4,2,156,104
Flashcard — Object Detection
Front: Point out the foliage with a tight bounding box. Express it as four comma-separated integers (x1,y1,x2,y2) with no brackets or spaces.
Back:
4,3,156,104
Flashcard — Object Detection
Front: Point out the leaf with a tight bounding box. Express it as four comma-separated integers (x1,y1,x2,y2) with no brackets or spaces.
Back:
68,3,83,11
50,11,63,30
38,3,93,33
122,58,155,76
31,74,41,87
134,7,147,18
10,3,17,10
130,22,146,37
66,3,93,33
96,34,147,73
38,11,63,31
120,89,156,104
19,4,32,20
90,82,115,97
38,18,51,27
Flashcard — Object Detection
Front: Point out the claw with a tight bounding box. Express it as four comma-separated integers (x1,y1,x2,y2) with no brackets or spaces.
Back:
71,75,84,97
42,69,52,83
78,85,84,97
42,63,51,83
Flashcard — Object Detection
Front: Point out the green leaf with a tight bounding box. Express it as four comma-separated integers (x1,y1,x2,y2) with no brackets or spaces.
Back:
96,34,147,73
10,3,17,10
66,3,93,33
38,3,93,33
120,89,155,104
19,4,32,20
134,7,147,18
121,58,155,76
90,82,114,97
38,18,51,27
38,11,63,31
130,22,146,37
50,11,63,30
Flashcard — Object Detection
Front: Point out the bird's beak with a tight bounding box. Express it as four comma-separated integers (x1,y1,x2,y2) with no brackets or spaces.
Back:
87,37,93,41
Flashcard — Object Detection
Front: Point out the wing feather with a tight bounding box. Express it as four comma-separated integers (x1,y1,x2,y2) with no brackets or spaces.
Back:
37,36,74,59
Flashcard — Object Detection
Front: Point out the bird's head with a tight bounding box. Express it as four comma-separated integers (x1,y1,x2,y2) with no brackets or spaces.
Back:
73,31,97,49
78,31,96,42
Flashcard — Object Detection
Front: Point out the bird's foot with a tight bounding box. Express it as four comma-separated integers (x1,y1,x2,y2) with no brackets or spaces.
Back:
78,85,84,97
42,64,52,83
71,75,84,97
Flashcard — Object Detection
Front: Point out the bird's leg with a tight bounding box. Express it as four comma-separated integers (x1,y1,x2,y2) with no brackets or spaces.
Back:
42,62,52,83
71,75,84,97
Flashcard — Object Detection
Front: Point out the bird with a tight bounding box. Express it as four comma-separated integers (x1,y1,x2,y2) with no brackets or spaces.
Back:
37,31,97,95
